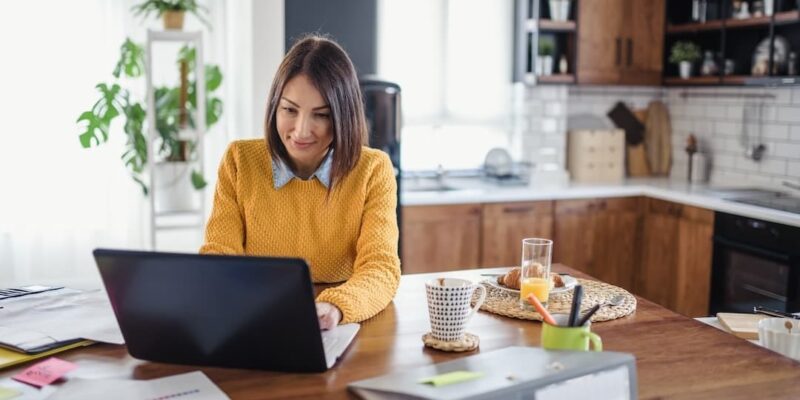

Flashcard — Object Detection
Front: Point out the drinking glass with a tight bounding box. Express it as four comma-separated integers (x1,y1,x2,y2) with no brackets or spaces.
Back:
519,238,553,310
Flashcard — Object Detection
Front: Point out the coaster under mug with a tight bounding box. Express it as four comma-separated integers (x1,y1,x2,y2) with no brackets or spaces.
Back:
425,277,487,342
422,332,480,352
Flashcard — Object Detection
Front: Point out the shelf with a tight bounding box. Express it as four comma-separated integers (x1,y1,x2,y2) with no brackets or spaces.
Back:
666,20,723,34
538,19,576,32
663,76,721,86
721,75,751,85
774,10,800,25
537,74,576,84
724,15,772,29
742,76,800,86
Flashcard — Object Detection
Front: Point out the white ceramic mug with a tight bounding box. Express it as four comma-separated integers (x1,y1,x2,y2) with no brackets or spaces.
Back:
425,278,487,342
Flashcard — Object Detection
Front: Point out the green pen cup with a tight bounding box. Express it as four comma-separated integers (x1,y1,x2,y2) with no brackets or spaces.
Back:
541,314,603,351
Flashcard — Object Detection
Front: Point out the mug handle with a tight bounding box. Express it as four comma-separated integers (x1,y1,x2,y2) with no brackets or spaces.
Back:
583,331,603,352
466,285,487,324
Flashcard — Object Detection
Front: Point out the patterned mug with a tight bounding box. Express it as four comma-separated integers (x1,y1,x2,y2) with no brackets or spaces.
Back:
425,278,487,342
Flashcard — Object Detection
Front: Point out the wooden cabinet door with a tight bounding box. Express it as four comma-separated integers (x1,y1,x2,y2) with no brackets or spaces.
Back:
591,197,642,291
621,0,665,85
577,0,626,84
638,199,680,309
673,205,714,317
481,201,554,268
638,199,714,317
555,198,641,291
401,204,482,274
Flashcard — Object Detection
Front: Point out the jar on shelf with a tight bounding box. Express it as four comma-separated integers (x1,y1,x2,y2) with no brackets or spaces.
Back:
700,51,718,76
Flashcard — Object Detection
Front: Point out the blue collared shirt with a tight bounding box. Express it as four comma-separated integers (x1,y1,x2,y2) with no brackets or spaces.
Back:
272,149,333,189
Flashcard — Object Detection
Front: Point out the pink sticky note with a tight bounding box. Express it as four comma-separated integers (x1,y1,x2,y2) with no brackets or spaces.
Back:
12,357,77,387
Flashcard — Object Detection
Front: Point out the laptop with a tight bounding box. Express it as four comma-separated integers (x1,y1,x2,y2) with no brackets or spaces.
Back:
93,248,359,372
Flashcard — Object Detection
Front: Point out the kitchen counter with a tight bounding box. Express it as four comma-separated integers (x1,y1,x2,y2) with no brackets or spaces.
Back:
401,177,800,228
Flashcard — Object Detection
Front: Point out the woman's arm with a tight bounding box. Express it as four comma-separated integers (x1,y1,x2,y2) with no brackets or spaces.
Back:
316,153,401,323
199,143,245,255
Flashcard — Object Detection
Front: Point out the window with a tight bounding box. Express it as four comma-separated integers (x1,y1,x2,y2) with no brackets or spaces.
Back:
377,0,515,171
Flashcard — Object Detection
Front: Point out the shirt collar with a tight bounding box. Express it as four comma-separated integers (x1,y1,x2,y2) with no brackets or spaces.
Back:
272,149,333,189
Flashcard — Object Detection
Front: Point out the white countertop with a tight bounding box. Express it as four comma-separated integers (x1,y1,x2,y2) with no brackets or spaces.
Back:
400,177,800,228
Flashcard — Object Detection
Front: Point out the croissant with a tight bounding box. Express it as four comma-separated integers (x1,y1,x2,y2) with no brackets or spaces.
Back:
497,267,522,290
497,267,565,289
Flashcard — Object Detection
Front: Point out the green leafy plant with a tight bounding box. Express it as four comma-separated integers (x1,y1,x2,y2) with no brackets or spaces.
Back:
77,38,223,195
538,37,555,57
669,41,701,64
131,0,211,29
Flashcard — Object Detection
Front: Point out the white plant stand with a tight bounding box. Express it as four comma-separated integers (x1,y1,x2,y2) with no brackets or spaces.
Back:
145,30,207,250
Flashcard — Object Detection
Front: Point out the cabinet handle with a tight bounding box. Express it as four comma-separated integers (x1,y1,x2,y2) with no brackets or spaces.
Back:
626,38,633,66
503,206,534,214
615,37,622,66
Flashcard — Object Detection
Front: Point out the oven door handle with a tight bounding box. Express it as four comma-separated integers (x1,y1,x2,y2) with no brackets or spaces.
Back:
713,236,792,263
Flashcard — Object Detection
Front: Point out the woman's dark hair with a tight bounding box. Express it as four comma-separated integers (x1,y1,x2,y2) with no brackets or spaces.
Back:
264,34,368,190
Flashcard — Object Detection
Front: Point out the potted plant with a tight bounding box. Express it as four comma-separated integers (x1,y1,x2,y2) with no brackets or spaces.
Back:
131,0,211,30
539,38,555,76
669,41,702,79
77,39,223,206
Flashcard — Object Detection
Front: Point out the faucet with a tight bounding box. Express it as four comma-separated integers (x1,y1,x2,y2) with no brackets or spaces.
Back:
435,164,446,187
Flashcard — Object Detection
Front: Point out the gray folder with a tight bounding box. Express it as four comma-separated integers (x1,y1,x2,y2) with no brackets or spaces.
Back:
348,346,637,400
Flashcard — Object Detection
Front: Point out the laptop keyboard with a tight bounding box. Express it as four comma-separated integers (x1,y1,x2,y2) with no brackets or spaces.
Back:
0,286,63,301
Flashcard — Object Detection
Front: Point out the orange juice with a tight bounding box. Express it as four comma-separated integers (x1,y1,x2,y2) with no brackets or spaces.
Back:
520,277,550,304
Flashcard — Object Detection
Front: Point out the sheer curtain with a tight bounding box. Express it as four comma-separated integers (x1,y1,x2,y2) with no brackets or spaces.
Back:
0,0,234,288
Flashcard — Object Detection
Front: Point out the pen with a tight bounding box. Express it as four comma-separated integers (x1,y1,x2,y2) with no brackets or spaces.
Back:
575,304,601,327
568,285,583,327
754,306,800,320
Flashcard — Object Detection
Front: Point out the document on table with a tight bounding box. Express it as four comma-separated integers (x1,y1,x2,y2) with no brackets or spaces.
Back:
0,289,123,352
47,371,230,400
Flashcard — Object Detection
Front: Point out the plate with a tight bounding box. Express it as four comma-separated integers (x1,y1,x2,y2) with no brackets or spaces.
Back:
485,275,577,295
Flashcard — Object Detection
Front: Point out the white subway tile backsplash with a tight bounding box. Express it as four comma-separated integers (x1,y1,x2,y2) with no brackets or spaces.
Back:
778,106,800,123
773,143,800,158
774,89,793,105
759,159,788,175
726,104,744,120
789,161,800,177
763,124,790,140
792,89,800,105
714,121,740,136
693,120,714,136
705,105,727,119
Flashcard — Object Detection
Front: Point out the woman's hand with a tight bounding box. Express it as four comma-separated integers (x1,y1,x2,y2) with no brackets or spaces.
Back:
316,302,342,330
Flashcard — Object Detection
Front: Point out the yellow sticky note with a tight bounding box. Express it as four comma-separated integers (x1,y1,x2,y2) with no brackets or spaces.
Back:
0,386,21,400
418,371,484,387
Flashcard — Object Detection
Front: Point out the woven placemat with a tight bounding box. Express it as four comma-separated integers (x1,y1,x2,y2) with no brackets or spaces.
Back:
472,278,636,322
422,332,480,352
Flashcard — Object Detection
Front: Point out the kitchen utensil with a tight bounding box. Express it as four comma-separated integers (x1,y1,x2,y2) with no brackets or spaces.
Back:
602,294,626,308
644,101,672,176
717,312,769,340
607,102,645,146
626,109,651,177
754,306,800,320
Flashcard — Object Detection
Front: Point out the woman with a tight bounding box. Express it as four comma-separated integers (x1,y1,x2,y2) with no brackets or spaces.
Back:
200,35,400,330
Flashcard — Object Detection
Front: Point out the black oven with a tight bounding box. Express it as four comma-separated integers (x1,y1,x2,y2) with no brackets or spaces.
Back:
710,212,800,315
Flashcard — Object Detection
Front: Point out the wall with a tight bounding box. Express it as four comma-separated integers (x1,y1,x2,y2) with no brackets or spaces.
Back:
666,86,800,187
560,85,800,188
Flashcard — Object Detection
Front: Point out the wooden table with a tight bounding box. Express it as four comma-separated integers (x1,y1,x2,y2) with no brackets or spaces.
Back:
7,266,800,399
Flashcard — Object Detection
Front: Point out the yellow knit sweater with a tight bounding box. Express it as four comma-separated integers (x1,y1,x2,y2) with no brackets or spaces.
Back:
200,139,401,324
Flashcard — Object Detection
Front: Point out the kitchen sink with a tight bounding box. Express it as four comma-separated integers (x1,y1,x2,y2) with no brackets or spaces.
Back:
403,183,460,192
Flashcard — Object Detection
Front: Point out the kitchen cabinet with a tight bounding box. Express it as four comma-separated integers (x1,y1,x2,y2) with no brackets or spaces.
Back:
553,197,642,291
638,198,714,317
481,201,554,267
577,0,665,85
401,204,482,274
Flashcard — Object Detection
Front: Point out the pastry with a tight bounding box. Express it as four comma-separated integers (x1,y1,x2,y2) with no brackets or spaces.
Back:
497,267,565,289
